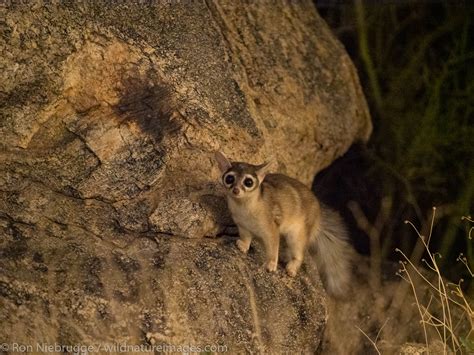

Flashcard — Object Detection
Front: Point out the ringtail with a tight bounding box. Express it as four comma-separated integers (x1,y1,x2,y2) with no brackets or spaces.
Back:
215,151,353,297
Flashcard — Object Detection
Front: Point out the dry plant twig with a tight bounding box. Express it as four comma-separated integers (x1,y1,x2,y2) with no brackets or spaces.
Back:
394,208,473,353
356,318,389,355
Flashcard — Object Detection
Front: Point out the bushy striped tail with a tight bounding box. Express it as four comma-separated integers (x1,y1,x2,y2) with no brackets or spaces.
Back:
311,206,353,298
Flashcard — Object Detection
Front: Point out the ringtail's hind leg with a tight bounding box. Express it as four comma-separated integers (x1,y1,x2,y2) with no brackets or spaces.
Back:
285,225,309,277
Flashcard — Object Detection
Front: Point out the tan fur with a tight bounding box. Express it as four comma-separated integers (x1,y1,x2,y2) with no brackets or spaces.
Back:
215,152,354,297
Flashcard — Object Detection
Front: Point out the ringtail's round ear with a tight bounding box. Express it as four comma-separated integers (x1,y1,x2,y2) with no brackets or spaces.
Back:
215,151,232,173
256,160,275,182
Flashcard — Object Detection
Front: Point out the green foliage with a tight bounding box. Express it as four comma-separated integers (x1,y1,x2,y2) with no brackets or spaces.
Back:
321,2,473,272
460,336,474,353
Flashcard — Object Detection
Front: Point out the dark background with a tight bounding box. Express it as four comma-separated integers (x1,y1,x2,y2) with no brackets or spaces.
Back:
313,0,473,290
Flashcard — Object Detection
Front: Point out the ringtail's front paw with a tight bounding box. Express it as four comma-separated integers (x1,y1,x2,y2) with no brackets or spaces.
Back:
236,239,250,254
265,260,278,272
285,260,302,277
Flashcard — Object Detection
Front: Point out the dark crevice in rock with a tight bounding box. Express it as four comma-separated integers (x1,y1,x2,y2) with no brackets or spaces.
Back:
64,125,103,165
0,212,36,228
26,178,111,206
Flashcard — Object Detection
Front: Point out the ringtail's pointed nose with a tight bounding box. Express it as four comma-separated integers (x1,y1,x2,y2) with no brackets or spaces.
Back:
232,187,240,195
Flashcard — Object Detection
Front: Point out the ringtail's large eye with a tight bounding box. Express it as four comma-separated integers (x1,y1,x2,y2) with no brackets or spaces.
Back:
224,174,235,185
244,178,254,188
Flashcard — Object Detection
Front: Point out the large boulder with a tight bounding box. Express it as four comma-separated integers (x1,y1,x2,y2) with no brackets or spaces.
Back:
0,1,370,352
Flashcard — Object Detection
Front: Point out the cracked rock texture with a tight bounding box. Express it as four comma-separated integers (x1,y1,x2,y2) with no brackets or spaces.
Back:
0,1,370,352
